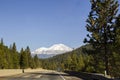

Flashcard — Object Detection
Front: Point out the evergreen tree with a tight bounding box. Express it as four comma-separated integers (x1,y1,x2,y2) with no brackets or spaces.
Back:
11,42,19,68
0,49,5,69
25,46,32,68
20,48,26,69
71,53,78,71
109,14,120,77
64,55,72,70
34,54,40,68
115,14,120,48
77,54,85,71
30,58,36,69
0,40,11,69
0,38,4,45
7,48,13,69
84,0,119,75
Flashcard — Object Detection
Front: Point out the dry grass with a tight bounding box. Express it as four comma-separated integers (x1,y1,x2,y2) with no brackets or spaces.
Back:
0,68,44,77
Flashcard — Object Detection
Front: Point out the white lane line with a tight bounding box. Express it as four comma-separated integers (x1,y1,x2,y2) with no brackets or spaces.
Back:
23,75,30,78
60,74,66,80
35,75,42,78
57,72,66,80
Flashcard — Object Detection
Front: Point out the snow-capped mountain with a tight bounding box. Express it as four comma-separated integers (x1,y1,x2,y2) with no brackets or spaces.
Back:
32,44,73,58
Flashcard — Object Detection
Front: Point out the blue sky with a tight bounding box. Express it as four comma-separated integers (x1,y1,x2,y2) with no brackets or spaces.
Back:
0,0,119,51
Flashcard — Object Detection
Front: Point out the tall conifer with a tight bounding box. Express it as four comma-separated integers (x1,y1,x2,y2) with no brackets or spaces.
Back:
84,0,119,75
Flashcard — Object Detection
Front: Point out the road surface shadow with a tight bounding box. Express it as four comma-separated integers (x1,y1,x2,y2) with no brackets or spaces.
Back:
64,71,113,80
29,72,69,76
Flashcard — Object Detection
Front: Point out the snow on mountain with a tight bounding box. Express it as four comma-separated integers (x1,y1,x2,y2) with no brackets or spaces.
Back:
48,44,72,51
32,44,73,58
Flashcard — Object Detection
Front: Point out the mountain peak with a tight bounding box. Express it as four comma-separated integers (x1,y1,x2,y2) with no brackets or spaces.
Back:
49,44,72,51
32,44,73,58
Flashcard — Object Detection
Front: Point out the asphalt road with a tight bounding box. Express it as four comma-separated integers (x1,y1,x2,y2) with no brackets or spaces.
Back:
0,71,82,80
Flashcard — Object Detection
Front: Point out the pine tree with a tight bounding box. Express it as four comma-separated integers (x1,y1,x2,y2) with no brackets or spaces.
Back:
84,0,119,75
0,38,4,45
71,53,78,71
25,46,32,68
77,54,85,71
11,42,19,68
34,54,40,68
0,40,9,69
109,14,120,77
30,58,36,69
20,48,26,69
64,55,72,70
115,14,120,48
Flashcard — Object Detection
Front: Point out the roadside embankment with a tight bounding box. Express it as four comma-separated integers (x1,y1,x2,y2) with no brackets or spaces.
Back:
0,68,44,77
64,71,112,80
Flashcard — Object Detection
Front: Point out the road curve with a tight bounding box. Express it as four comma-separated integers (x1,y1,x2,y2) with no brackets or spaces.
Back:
0,70,82,80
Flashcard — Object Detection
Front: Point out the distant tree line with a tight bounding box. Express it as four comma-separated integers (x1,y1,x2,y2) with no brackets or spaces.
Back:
0,39,41,69
41,45,102,72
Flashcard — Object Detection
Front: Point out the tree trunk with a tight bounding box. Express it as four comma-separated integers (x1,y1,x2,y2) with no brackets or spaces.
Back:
22,69,24,73
104,44,109,75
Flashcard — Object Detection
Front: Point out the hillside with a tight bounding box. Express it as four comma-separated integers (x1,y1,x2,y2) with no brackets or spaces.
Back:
41,44,120,77
41,44,94,71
